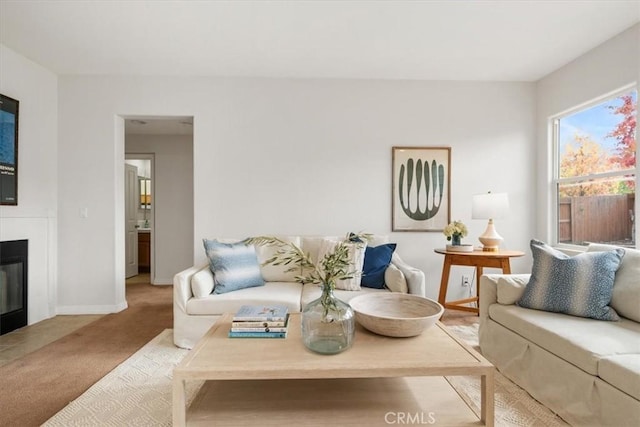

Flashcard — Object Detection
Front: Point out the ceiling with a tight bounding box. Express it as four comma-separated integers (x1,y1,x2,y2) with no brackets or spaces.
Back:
1,1,638,82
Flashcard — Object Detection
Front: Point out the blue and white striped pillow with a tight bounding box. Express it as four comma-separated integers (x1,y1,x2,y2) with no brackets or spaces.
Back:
203,239,265,294
517,239,624,321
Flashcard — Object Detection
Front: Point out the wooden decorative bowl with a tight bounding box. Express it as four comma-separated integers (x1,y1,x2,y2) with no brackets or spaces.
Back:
349,293,444,337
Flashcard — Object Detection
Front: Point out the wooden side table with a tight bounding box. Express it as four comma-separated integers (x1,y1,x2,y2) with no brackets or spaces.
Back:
435,248,525,314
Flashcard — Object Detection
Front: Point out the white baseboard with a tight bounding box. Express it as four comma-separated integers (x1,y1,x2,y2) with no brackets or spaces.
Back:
56,301,128,315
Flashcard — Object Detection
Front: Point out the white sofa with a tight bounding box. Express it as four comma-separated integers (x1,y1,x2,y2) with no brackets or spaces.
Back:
479,244,640,426
174,235,425,349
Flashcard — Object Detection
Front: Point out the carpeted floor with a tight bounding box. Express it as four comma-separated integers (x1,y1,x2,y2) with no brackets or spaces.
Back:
0,283,172,427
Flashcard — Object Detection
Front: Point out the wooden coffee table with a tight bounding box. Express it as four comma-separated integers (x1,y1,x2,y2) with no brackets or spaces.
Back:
173,313,494,426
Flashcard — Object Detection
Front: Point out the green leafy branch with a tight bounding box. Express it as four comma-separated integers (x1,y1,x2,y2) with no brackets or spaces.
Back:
244,233,371,318
244,233,369,287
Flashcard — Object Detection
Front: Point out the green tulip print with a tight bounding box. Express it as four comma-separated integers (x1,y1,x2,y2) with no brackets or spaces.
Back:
398,158,445,221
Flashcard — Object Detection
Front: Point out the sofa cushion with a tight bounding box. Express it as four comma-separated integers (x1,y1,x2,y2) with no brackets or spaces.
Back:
489,303,640,375
300,283,387,309
192,267,215,298
587,244,640,322
203,239,265,294
186,281,302,315
254,235,302,282
598,354,640,400
361,243,396,289
316,238,366,291
384,263,408,293
518,239,623,321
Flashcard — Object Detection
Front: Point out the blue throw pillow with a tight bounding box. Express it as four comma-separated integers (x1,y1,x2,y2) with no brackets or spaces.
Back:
203,239,265,294
361,243,397,289
517,239,623,321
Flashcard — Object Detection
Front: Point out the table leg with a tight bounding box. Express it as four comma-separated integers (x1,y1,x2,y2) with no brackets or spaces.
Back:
475,266,484,314
437,256,452,307
501,258,512,274
173,376,187,427
481,371,495,427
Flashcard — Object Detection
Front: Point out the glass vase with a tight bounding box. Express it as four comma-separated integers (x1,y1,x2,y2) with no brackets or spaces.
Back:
301,283,355,354
451,234,462,246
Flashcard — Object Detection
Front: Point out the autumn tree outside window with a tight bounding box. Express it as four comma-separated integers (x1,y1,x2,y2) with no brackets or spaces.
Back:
553,86,637,248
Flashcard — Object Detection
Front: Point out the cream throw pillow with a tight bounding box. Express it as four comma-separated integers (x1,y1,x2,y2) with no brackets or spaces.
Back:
300,235,388,264
497,274,530,305
300,236,337,264
587,244,640,322
192,267,215,298
254,235,302,282
384,264,408,293
317,239,366,291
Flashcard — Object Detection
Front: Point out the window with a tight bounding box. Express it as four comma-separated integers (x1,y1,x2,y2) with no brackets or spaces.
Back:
552,86,637,248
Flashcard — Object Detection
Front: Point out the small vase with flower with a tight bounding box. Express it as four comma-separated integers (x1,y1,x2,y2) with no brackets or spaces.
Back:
444,220,468,246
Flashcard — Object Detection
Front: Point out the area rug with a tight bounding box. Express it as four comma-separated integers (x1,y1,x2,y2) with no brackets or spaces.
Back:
44,326,568,426
42,330,203,426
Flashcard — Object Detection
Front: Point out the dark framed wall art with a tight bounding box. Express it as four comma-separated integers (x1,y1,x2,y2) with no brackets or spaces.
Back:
0,94,19,205
392,146,451,231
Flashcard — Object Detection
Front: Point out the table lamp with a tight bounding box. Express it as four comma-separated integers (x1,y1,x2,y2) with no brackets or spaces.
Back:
472,192,509,252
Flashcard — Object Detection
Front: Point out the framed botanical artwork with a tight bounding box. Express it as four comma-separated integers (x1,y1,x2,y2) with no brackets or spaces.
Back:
0,94,19,205
392,146,451,231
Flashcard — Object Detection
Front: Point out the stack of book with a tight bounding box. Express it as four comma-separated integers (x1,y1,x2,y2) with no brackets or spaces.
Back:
228,305,289,338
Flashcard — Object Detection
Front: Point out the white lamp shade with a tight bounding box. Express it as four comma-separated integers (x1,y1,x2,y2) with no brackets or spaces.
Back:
472,192,509,220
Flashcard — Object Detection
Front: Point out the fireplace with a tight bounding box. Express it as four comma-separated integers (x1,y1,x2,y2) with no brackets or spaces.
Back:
1,239,28,335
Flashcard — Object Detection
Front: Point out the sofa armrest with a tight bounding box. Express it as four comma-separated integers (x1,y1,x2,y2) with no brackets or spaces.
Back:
173,264,208,312
479,274,500,322
391,252,426,297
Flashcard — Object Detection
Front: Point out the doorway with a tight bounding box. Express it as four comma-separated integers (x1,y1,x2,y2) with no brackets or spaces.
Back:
125,155,154,284
122,116,194,289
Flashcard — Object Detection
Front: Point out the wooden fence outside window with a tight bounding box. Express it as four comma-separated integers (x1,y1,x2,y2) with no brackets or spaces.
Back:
559,194,635,247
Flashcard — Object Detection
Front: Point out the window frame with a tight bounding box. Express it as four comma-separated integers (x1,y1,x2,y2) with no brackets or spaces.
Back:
550,83,638,249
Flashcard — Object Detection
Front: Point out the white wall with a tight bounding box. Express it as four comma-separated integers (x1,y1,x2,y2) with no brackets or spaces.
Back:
536,24,639,244
0,45,58,324
195,79,536,301
126,134,194,284
56,76,536,307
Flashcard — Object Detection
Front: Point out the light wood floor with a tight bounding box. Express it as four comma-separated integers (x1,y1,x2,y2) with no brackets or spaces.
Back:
0,313,102,367
0,276,478,366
